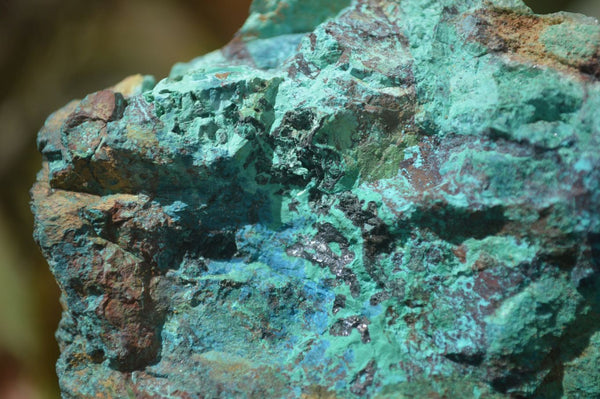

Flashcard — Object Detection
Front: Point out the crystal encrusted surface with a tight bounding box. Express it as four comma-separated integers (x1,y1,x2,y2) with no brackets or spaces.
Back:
31,0,600,397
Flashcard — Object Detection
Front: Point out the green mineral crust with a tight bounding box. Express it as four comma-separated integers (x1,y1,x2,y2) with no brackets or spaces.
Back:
31,0,600,397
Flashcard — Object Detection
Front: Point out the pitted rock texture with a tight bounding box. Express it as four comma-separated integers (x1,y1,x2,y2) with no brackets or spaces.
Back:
31,0,600,397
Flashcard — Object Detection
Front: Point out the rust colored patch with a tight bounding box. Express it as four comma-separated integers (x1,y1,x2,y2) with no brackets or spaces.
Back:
399,139,442,194
250,1,290,30
65,90,125,128
110,74,146,98
453,245,467,263
472,264,526,316
41,100,80,137
66,352,99,370
103,299,142,328
465,8,599,80
222,36,254,65
190,352,289,396
215,72,231,80
472,252,497,272
31,175,97,247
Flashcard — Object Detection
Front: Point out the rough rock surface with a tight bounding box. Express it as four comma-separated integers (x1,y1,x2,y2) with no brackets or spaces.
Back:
31,0,600,397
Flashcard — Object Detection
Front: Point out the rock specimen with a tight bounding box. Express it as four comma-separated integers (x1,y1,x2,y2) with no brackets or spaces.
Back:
31,0,600,397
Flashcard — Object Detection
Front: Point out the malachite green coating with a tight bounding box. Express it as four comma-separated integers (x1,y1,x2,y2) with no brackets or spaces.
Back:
31,0,600,397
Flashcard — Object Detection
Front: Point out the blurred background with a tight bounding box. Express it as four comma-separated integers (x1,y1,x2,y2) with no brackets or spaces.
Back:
0,0,597,398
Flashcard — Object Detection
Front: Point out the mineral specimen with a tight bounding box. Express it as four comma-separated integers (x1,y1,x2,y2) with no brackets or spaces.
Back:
31,0,600,397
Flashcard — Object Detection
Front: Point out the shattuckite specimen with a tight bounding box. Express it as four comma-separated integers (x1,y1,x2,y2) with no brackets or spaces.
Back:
31,0,600,397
